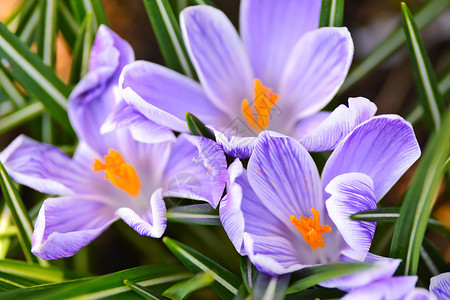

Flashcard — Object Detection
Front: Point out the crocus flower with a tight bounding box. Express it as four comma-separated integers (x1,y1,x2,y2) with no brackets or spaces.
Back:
219,115,420,275
118,0,374,158
0,26,227,260
429,272,450,300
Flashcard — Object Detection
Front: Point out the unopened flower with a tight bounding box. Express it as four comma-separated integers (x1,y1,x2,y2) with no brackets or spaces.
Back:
118,0,375,158
220,116,420,274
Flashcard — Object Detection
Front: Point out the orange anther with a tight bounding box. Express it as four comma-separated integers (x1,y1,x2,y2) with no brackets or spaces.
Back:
92,149,141,196
290,208,332,250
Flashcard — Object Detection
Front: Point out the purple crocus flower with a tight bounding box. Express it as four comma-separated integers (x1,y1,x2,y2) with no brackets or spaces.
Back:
117,0,374,158
0,26,227,260
219,115,420,275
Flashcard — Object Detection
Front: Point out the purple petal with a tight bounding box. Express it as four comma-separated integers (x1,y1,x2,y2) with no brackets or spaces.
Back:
247,131,323,221
101,101,176,143
322,115,421,201
278,27,353,124
115,188,167,238
120,61,230,132
290,111,331,140
320,257,401,291
342,276,418,300
219,159,247,255
0,135,90,195
69,26,134,154
181,5,253,116
405,288,436,300
214,130,258,158
299,98,377,152
32,197,116,260
240,0,321,90
430,272,450,300
163,135,227,208
325,173,377,261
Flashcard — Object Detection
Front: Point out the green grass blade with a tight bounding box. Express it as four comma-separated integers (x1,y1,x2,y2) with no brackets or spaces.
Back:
319,0,345,27
0,162,45,266
163,237,240,299
0,271,41,290
13,0,38,39
238,256,257,294
143,0,196,78
252,273,290,300
286,287,344,300
340,0,449,93
17,5,41,44
88,0,110,26
0,65,27,108
401,2,444,131
0,22,73,132
166,204,220,226
69,13,92,84
189,0,216,6
38,0,58,67
58,0,80,49
163,272,214,300
0,102,45,136
389,107,450,275
420,238,447,278
0,202,12,259
186,112,216,141
287,263,372,294
124,280,170,299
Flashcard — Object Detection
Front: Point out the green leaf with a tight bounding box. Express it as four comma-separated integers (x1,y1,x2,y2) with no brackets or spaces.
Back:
0,22,73,132
401,2,444,131
38,0,58,67
69,13,93,84
252,273,290,300
13,0,39,40
163,237,240,299
239,256,257,294
186,112,216,141
0,102,45,136
163,272,214,300
0,162,45,266
166,204,220,226
58,0,80,49
143,0,196,78
0,264,190,299
16,4,41,44
340,0,449,93
189,0,216,6
287,263,372,294
319,0,345,27
124,280,170,300
0,203,12,259
0,271,41,290
286,287,345,300
389,107,450,275
0,65,26,108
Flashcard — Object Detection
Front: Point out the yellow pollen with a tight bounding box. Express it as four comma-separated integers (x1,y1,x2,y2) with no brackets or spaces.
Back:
241,79,279,132
290,208,332,251
92,149,141,196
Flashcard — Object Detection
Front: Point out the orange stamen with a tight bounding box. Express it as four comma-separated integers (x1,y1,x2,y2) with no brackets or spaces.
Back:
241,79,279,132
290,208,332,250
92,149,141,196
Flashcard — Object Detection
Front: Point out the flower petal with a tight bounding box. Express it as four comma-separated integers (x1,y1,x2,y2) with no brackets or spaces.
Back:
278,27,353,123
181,5,253,116
322,115,421,201
120,61,230,132
163,135,227,208
325,172,377,261
240,0,321,89
32,197,116,260
69,26,134,153
430,272,450,300
405,288,437,300
247,131,323,221
290,111,331,140
101,100,176,143
320,257,401,291
299,98,377,152
214,130,258,158
115,188,167,238
0,135,89,195
342,276,418,300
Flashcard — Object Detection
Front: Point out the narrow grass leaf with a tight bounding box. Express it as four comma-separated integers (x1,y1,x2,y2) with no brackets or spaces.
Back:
38,0,58,67
319,0,345,27
58,0,80,49
285,287,345,300
163,272,214,300
287,263,372,294
0,65,26,108
124,280,169,300
0,271,41,290
239,256,257,294
0,203,12,259
163,237,240,299
166,204,220,226
13,0,38,39
186,112,216,141
340,0,449,93
420,238,448,278
189,0,216,6
0,22,73,132
0,162,44,265
69,13,92,84
390,107,450,275
16,4,41,44
143,0,196,78
86,0,110,27
401,2,444,131
0,102,45,135
252,273,290,300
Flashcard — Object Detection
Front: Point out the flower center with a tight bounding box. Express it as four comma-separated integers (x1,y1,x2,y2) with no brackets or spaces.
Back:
241,79,279,132
290,208,332,250
92,149,141,196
